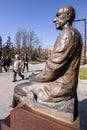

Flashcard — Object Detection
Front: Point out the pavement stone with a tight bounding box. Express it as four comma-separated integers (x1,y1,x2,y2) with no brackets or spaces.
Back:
0,63,87,130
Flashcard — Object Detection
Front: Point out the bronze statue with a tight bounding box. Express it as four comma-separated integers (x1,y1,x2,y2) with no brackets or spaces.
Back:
13,6,82,122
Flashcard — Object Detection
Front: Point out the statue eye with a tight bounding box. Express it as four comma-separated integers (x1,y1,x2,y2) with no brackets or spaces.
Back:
56,13,64,17
56,13,59,17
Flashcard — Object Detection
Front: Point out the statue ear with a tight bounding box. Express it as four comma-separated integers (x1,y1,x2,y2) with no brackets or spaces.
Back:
66,12,70,20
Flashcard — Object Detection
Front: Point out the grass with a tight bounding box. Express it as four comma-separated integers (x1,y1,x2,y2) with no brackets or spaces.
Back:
29,61,42,64
79,67,87,80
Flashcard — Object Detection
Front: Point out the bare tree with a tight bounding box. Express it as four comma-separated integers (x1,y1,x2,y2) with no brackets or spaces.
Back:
15,29,22,54
27,30,42,56
21,30,27,54
15,28,43,60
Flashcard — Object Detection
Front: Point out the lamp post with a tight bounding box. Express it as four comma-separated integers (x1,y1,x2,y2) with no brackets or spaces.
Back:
74,18,87,64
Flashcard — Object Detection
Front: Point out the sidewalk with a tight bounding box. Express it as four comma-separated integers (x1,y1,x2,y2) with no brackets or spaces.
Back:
0,63,87,130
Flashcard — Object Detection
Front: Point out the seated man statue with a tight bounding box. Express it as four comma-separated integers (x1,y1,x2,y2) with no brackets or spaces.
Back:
13,6,82,121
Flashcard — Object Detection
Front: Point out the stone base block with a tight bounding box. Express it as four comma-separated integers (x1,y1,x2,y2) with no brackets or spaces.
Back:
1,103,80,130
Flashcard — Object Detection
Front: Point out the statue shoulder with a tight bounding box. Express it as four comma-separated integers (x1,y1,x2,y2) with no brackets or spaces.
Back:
61,27,82,39
58,28,73,43
60,28,73,39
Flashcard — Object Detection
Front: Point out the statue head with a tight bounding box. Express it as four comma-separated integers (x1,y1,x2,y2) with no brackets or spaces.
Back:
53,6,76,30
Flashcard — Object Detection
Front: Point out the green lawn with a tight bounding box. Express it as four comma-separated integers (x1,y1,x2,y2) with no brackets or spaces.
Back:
29,61,41,64
79,67,87,79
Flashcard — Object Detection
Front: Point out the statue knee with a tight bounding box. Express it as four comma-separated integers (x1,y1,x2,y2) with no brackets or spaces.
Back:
13,82,31,107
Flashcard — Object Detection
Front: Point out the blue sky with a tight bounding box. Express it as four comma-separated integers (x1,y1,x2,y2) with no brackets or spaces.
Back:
0,0,87,48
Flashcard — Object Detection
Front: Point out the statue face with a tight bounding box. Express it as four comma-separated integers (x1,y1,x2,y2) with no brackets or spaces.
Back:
53,8,68,30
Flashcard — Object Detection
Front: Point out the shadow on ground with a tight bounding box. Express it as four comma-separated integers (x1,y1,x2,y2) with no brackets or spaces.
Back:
0,120,1,130
78,99,87,130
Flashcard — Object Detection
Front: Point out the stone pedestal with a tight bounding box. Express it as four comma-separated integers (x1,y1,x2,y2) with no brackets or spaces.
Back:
1,103,80,130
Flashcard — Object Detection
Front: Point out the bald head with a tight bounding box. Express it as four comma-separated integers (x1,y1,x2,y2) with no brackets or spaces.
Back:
58,6,76,22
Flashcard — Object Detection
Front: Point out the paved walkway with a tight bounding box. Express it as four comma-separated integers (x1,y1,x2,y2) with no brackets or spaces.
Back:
0,63,87,130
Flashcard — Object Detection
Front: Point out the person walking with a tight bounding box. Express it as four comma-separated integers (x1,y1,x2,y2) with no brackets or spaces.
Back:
0,59,2,73
1,56,7,72
5,56,12,71
12,54,24,82
22,53,29,72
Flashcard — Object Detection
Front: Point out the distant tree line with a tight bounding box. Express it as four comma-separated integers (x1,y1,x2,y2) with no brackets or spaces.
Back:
0,29,48,61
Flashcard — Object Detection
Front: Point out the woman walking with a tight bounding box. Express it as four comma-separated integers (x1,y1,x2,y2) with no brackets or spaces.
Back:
12,54,24,82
